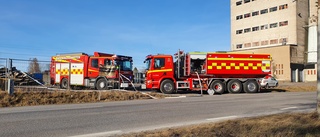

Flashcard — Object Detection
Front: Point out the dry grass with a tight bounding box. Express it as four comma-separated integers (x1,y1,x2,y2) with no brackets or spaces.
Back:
121,111,320,137
262,82,316,92
0,90,166,107
0,81,316,107
0,82,319,136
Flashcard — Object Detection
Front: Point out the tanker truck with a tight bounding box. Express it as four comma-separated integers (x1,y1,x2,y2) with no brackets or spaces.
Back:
142,50,271,94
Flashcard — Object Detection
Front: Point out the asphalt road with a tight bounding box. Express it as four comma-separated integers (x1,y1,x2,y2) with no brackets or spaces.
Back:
0,92,316,137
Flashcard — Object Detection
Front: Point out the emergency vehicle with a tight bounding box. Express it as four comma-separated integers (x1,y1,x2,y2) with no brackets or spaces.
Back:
50,52,133,90
143,50,271,94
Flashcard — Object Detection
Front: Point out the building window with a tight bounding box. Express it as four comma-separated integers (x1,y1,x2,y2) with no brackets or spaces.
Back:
236,1,242,6
252,11,259,16
261,24,268,30
244,0,250,4
275,64,284,75
236,29,243,34
270,39,278,44
244,28,251,33
261,40,269,46
279,38,288,45
236,44,243,49
252,26,259,31
279,21,288,26
244,13,251,18
260,9,268,14
244,43,251,47
270,6,277,12
252,42,259,46
236,15,243,20
279,4,288,10
270,23,278,28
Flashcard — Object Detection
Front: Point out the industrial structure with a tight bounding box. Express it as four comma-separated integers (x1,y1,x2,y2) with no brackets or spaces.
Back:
231,0,318,82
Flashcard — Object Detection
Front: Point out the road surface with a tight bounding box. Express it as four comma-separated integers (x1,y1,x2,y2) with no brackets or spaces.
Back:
0,92,316,137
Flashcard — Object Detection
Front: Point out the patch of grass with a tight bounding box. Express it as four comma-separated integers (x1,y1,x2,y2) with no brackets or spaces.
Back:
121,112,320,137
0,91,166,107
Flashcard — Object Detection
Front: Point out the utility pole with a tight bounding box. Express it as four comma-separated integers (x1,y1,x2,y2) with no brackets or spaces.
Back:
317,0,320,115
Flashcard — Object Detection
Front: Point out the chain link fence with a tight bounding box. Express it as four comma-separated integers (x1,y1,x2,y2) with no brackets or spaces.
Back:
0,58,8,91
0,58,51,91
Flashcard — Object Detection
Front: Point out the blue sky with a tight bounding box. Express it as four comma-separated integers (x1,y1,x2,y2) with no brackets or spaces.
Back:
0,0,230,69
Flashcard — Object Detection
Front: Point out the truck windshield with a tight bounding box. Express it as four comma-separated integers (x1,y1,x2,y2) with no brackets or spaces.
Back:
116,60,132,71
144,59,151,70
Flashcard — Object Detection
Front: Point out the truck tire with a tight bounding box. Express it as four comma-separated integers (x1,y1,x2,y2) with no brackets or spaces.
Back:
243,80,259,93
60,78,69,89
227,79,242,93
210,80,225,94
96,78,108,90
160,79,174,94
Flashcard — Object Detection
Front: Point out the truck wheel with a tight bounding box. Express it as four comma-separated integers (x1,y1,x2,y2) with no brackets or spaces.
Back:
227,79,242,93
160,79,174,94
243,80,258,93
210,80,225,94
60,78,69,89
96,78,108,90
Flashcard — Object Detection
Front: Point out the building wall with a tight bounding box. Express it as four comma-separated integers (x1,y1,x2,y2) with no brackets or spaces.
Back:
294,0,309,64
231,0,300,51
231,45,291,81
230,0,311,82
308,0,318,63
304,64,317,81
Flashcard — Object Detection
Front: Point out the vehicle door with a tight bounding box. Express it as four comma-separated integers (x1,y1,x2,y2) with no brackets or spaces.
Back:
88,58,100,78
151,58,166,85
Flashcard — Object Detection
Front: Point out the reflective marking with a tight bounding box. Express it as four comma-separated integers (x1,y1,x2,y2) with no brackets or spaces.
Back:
280,107,298,110
206,116,238,121
69,130,122,137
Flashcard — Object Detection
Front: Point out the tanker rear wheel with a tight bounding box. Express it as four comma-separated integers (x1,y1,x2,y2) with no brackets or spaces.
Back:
227,79,242,93
243,80,259,93
210,80,225,94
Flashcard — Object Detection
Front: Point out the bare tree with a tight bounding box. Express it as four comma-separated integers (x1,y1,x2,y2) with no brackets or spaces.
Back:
28,58,41,73
133,67,138,74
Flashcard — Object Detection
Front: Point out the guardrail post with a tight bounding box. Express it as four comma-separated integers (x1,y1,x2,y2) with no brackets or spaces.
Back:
317,3,320,117
7,58,14,95
7,78,14,95
68,62,71,91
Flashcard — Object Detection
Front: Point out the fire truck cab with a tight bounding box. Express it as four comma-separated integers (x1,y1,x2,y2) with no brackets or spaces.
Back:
50,52,133,90
144,54,176,92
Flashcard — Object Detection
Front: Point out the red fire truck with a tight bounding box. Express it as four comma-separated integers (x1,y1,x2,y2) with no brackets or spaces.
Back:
50,52,133,90
143,50,271,94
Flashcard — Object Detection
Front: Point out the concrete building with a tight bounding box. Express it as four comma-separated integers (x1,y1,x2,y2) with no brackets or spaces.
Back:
230,0,317,82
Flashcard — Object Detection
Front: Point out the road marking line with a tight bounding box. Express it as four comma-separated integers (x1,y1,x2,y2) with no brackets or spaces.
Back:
69,130,122,137
166,96,186,98
280,107,298,110
206,116,238,121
